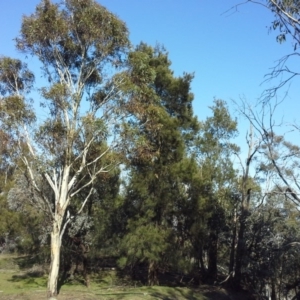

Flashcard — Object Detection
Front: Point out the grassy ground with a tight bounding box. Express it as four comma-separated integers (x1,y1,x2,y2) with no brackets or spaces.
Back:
0,254,250,300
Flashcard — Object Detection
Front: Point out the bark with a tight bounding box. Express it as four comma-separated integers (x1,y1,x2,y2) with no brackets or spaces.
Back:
229,208,237,274
148,261,158,286
199,246,206,275
207,231,218,282
233,124,257,287
61,250,89,287
82,253,90,288
271,278,276,300
234,188,251,287
234,214,246,285
76,240,90,287
47,221,62,299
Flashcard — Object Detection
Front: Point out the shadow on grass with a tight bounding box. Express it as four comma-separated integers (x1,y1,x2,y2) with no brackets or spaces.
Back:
95,292,148,297
202,290,230,300
92,269,137,287
94,286,207,300
150,287,206,300
6,257,47,289
57,274,88,294
12,256,39,270
8,272,47,284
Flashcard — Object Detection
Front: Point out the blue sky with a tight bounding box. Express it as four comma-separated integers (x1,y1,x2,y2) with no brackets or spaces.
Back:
0,0,299,151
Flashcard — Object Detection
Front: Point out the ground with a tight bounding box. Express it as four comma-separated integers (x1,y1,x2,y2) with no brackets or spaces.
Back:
0,254,254,300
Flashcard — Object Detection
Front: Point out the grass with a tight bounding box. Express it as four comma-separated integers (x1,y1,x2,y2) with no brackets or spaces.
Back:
0,254,247,300
0,270,209,300
57,285,209,300
0,255,47,298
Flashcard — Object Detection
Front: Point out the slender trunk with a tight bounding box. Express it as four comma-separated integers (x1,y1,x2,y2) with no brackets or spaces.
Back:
148,261,158,286
229,208,237,274
199,246,206,274
234,188,251,287
47,166,70,298
47,221,62,299
233,125,256,287
271,278,276,300
80,243,90,287
207,231,218,282
234,215,245,286
265,283,271,300
193,244,205,285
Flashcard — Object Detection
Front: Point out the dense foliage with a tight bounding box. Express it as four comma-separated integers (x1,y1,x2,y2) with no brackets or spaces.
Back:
1,1,300,299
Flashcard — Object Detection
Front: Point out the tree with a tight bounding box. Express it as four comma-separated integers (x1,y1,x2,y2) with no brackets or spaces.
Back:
0,0,131,298
234,98,300,297
245,0,300,46
194,99,239,282
232,124,261,287
0,57,38,254
229,0,300,289
231,0,300,101
118,43,199,285
237,100,300,207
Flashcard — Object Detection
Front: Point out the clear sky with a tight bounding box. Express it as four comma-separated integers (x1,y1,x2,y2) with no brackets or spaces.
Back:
0,0,299,151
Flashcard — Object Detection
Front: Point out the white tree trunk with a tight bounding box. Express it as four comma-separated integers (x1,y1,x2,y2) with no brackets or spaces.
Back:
47,220,62,299
47,167,70,298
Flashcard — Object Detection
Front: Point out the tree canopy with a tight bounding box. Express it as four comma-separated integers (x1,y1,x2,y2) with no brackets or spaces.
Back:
1,1,300,300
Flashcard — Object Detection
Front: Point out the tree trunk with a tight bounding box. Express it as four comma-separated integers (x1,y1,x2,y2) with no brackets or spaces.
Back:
234,214,246,286
79,242,90,287
148,261,158,286
234,189,251,287
207,231,218,283
199,246,206,275
47,167,69,298
47,222,62,299
271,278,276,300
229,208,237,275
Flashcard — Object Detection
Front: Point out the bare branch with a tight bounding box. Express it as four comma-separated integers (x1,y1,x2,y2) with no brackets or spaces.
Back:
70,163,113,198
77,187,95,215
269,0,300,25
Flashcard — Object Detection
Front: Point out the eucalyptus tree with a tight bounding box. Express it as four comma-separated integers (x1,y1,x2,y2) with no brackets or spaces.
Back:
231,0,300,101
0,57,37,253
231,124,263,287
243,0,300,47
242,189,300,299
194,99,239,281
0,0,133,298
237,100,300,209
233,98,300,295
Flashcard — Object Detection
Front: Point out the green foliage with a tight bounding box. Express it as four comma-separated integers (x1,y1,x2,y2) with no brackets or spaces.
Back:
119,224,170,267
0,57,34,95
0,57,35,132
0,177,50,256
267,0,300,47
2,1,300,297
116,44,202,285
17,0,129,75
